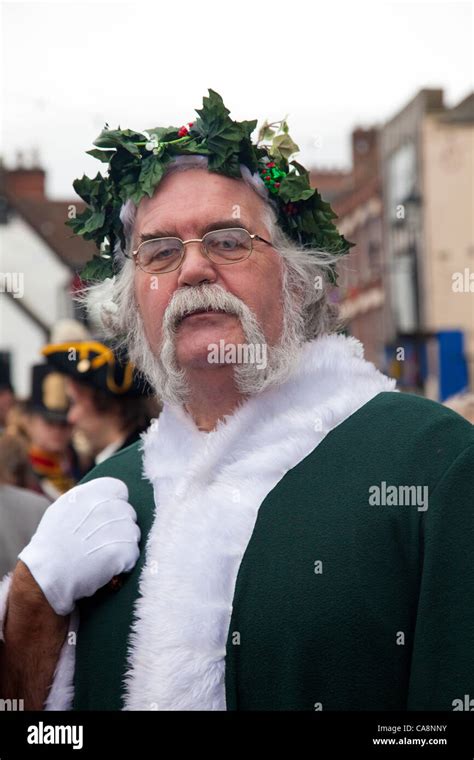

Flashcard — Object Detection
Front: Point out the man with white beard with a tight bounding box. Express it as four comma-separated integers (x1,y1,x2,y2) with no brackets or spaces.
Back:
0,91,473,711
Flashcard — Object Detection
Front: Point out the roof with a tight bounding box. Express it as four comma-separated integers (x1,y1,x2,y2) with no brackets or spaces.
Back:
438,92,474,124
331,174,381,218
5,194,96,271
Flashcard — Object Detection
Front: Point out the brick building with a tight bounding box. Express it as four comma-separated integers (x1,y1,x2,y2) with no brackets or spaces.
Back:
311,128,385,367
0,154,95,395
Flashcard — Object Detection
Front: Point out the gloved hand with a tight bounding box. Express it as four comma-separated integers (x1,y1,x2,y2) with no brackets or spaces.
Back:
18,477,140,616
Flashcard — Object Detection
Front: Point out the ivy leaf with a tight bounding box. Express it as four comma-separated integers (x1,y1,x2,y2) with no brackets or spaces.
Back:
215,152,241,178
86,148,114,163
81,209,106,233
65,209,89,235
278,174,315,202
257,120,276,143
129,186,146,206
94,128,143,156
289,159,308,176
68,90,352,282
176,140,210,156
80,254,115,282
193,89,243,170
195,89,231,121
239,119,258,140
239,139,259,173
300,208,319,233
269,133,300,161
138,156,165,197
145,126,179,142
72,173,105,205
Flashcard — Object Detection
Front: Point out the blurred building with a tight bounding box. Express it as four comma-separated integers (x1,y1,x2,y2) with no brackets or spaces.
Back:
311,88,473,400
311,128,386,367
381,88,474,399
0,154,95,396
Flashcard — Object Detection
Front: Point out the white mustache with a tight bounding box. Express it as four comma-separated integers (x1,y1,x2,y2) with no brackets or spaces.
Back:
163,284,248,331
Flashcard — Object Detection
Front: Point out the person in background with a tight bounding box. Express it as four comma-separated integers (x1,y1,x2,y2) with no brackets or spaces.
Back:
3,400,31,449
444,392,474,424
44,318,96,473
0,360,15,434
25,365,80,500
41,340,157,467
0,432,50,577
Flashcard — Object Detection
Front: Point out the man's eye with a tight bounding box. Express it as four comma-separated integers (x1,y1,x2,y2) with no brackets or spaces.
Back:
213,237,239,250
222,238,238,249
154,248,176,260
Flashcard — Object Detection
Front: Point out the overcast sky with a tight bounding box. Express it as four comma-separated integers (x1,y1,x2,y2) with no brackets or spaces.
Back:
1,0,472,198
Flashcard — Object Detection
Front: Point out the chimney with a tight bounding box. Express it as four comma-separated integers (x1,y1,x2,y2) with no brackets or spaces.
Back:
0,150,46,200
351,127,379,186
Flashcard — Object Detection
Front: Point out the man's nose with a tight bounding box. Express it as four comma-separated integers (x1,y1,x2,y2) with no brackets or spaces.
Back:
177,241,218,287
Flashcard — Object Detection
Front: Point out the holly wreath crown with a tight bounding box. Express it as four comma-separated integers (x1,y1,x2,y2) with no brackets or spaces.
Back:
67,89,354,284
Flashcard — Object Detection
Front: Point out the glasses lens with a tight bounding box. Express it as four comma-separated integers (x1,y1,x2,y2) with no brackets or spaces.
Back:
138,238,183,272
204,228,251,263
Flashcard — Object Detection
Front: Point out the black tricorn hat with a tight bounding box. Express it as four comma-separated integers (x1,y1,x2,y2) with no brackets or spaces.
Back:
27,364,70,423
0,355,13,392
41,340,152,399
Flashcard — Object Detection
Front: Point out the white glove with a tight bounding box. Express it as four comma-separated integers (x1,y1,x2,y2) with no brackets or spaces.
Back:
18,477,140,616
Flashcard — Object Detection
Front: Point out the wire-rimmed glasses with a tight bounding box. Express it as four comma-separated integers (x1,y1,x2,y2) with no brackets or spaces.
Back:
132,227,273,274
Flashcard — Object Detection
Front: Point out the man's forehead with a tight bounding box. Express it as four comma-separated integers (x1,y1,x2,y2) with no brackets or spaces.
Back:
134,169,263,236
137,218,257,242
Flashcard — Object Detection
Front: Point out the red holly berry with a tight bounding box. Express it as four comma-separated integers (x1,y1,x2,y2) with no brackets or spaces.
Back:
275,182,280,188
267,161,275,168
178,126,189,137
188,122,194,128
265,175,271,181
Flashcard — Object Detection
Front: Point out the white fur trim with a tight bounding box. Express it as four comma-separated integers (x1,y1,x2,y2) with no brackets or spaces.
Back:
0,572,13,642
44,608,79,710
122,334,396,710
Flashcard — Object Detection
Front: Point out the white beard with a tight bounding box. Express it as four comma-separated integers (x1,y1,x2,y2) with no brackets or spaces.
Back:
128,283,306,406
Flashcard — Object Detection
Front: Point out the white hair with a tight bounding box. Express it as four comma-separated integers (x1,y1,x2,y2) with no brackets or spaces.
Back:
80,154,343,404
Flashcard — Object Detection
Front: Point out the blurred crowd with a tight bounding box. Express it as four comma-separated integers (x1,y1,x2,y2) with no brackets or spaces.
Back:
0,319,160,576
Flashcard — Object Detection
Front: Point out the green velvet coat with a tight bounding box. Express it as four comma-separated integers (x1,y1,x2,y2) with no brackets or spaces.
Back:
72,392,474,710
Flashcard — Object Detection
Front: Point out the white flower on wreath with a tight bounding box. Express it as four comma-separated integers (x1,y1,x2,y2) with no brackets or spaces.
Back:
145,134,161,154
